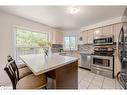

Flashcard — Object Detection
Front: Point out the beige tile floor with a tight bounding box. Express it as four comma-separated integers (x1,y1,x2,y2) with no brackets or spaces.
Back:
78,67,122,89
0,67,122,90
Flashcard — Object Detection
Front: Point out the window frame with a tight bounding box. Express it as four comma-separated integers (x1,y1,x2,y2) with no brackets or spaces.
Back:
13,26,50,62
64,36,77,50
16,28,49,47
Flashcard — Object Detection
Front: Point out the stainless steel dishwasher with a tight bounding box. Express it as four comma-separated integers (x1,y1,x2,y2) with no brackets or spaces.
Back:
80,53,92,70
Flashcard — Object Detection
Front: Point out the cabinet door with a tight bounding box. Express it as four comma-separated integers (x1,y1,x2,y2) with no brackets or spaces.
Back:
113,23,123,42
102,25,113,36
53,31,63,44
78,32,83,44
83,31,88,44
114,50,121,77
93,28,103,37
87,30,94,44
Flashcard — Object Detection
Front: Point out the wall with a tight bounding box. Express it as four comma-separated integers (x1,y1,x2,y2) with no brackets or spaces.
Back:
0,11,62,85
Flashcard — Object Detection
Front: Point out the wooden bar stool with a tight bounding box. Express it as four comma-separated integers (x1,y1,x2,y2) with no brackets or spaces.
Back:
7,55,32,79
4,60,47,89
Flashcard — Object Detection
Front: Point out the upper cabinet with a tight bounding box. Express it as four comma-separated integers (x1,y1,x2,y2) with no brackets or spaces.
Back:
81,29,94,44
83,31,88,44
87,29,94,44
80,23,124,44
78,32,83,44
102,25,114,36
113,23,123,42
93,28,103,37
94,26,113,37
53,31,63,44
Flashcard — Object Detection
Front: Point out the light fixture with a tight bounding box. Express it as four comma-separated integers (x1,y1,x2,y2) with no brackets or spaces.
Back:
68,6,80,14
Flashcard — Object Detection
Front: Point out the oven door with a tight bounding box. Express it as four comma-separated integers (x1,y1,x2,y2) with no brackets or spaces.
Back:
92,55,113,70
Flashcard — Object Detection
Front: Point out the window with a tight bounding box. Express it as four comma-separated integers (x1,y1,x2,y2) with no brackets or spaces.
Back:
64,36,76,50
15,27,49,63
16,28,48,47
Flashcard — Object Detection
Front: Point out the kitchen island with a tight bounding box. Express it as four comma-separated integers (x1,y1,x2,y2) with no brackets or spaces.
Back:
20,53,79,89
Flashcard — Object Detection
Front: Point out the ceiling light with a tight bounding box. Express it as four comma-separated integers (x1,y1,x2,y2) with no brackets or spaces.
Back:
68,7,80,14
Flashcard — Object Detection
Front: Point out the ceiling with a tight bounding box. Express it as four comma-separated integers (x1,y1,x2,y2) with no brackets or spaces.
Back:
0,6,126,31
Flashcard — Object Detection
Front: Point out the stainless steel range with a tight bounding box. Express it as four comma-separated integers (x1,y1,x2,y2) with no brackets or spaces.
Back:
91,38,114,78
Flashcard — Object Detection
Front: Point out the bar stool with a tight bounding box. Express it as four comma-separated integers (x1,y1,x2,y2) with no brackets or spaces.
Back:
4,60,47,89
7,55,32,79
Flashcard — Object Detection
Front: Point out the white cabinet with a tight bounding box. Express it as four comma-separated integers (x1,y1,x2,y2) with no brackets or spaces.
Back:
102,25,114,36
113,23,123,42
83,31,88,44
53,31,63,44
93,25,114,38
78,32,83,44
114,52,121,77
87,30,94,44
81,23,123,45
93,28,103,37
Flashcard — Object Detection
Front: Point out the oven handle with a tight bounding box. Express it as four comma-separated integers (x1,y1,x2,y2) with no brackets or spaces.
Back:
92,55,113,60
92,66,112,71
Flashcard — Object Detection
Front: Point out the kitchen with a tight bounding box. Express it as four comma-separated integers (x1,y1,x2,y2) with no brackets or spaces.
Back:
0,6,127,89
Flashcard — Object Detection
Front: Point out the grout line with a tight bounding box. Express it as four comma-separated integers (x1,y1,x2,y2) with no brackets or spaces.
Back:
87,73,96,89
101,77,105,89
78,68,117,89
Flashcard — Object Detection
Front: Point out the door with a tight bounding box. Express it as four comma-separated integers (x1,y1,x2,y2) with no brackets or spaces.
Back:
94,28,103,37
83,31,88,44
102,25,113,36
87,30,94,44
80,54,91,69
114,23,123,42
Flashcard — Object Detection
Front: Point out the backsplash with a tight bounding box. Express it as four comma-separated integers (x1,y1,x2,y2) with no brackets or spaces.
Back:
51,44,63,53
78,44,94,53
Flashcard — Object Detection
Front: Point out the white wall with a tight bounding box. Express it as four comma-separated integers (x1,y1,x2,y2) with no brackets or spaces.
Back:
0,11,60,85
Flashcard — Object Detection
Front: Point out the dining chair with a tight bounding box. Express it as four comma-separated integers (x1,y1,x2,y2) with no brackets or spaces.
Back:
7,55,32,79
4,60,47,89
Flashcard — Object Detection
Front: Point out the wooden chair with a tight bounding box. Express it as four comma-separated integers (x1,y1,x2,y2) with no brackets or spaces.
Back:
7,55,32,79
4,60,47,89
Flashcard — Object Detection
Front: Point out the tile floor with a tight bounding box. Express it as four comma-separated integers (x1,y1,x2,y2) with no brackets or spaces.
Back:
78,67,122,89
0,67,122,90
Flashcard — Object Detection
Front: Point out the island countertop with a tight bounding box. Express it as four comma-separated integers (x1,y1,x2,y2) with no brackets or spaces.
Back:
20,53,79,75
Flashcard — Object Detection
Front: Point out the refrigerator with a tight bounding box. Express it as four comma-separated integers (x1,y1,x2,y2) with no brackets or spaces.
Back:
117,25,127,89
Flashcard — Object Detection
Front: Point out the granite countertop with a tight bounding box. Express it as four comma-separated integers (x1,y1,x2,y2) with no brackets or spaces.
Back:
78,50,94,55
20,53,79,75
59,50,93,55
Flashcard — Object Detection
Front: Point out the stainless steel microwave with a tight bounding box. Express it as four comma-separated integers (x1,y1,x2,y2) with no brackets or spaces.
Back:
94,36,113,45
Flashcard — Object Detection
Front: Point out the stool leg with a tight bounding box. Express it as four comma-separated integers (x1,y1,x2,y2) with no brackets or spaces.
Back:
44,86,47,89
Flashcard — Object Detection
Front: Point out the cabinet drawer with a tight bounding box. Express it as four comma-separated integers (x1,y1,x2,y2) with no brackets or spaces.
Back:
91,66,113,78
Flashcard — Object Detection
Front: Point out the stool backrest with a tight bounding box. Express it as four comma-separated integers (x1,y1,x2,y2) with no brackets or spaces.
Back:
4,60,20,89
